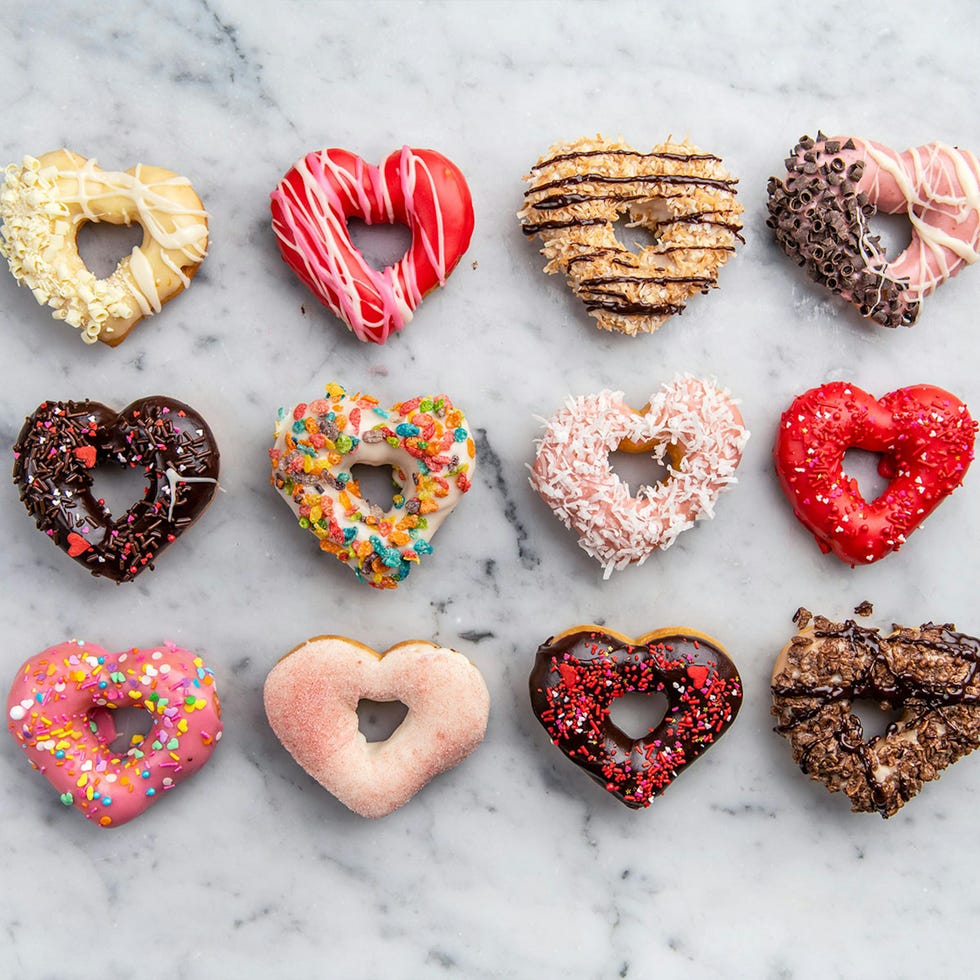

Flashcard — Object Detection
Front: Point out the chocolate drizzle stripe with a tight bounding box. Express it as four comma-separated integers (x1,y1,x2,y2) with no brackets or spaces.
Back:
531,149,723,170
525,172,739,198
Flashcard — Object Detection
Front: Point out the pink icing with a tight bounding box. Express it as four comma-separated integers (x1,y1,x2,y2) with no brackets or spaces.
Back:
6,641,222,827
263,637,489,818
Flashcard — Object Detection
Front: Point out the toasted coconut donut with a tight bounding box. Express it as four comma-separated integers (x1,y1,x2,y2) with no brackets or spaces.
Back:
518,136,744,335
772,608,980,817
0,150,208,345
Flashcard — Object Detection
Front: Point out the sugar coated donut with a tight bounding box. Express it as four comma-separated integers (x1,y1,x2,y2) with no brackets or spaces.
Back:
12,396,221,583
774,381,976,565
529,625,742,808
768,133,980,326
772,607,980,817
530,375,748,577
0,150,208,345
518,135,743,335
264,635,490,818
7,640,222,827
270,146,474,344
269,382,475,589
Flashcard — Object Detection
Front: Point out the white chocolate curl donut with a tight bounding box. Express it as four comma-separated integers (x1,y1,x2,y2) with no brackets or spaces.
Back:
0,150,208,345
530,376,749,577
768,133,980,327
264,635,490,818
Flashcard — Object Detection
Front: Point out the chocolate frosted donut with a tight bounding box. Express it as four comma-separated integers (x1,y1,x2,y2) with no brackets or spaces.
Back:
529,625,743,808
771,608,980,817
12,397,220,583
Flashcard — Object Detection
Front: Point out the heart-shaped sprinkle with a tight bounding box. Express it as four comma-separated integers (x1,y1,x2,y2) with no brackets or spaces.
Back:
530,626,742,808
519,135,743,335
269,383,475,589
768,133,980,327
12,397,220,583
0,150,208,346
530,376,748,576
264,636,490,818
271,146,474,344
774,382,976,565
773,608,980,816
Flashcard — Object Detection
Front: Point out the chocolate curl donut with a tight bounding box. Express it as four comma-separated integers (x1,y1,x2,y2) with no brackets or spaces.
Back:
767,133,980,326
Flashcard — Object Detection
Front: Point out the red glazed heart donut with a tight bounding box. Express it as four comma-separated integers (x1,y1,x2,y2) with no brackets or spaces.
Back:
270,146,474,344
7,640,222,827
768,133,980,326
529,625,743,808
774,382,976,565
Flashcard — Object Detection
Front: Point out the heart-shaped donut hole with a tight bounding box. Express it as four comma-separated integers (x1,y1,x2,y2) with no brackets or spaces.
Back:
840,448,890,503
607,449,671,495
772,610,980,816
87,460,152,522
264,636,490,818
608,689,669,740
774,382,976,565
90,704,156,754
530,626,743,808
346,218,413,272
76,220,145,279
347,463,399,515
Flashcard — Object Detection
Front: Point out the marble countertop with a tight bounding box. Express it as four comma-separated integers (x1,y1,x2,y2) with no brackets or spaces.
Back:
3,1,980,976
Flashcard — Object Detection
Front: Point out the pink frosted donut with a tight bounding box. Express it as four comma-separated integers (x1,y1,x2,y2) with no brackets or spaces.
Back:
264,636,489,818
768,133,980,326
270,146,474,344
530,375,749,576
7,640,222,827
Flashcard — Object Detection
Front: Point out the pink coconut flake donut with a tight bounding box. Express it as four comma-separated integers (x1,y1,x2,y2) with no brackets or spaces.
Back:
530,375,749,577
768,133,980,326
264,635,489,819
270,146,474,344
6,640,222,827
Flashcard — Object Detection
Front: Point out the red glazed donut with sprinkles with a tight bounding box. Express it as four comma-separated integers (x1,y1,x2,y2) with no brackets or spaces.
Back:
7,640,222,827
768,133,980,326
269,383,476,589
270,146,474,344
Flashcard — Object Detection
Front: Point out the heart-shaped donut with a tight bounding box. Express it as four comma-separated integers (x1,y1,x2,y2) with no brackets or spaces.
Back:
264,636,490,818
767,133,980,326
0,150,208,345
269,383,475,589
529,625,743,808
772,608,980,816
12,397,220,583
270,146,474,344
530,375,749,576
7,640,222,827
519,135,743,335
774,382,976,565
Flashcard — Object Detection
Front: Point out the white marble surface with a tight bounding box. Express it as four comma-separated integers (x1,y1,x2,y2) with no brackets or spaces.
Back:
2,1,980,976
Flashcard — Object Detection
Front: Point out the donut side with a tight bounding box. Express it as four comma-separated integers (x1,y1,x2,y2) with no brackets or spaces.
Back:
767,133,920,327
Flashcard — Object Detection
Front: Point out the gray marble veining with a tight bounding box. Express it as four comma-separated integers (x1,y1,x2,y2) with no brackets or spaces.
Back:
2,1,980,976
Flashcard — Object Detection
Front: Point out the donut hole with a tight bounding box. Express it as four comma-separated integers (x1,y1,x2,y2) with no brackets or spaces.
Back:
92,706,155,755
88,463,150,520
609,450,671,495
613,211,664,254
348,464,398,514
850,699,907,741
347,217,412,271
609,691,669,740
841,449,890,502
76,220,144,278
864,210,913,261
357,699,409,743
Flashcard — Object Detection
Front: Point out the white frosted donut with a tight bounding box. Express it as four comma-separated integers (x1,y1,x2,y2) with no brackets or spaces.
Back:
0,149,208,346
530,375,749,576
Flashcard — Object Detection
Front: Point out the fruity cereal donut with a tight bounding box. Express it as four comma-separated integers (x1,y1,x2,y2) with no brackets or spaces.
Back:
519,135,744,335
269,383,476,589
772,608,980,817
529,625,743,808
768,133,980,326
0,150,208,345
7,640,222,827
270,146,474,344
530,375,748,577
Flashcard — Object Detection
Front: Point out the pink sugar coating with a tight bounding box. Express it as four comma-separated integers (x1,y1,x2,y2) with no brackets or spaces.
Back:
263,637,490,818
